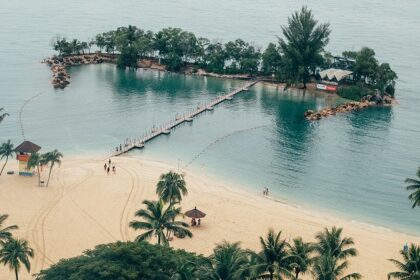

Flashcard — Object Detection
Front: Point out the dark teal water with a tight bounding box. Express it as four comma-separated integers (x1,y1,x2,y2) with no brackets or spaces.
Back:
1,0,419,233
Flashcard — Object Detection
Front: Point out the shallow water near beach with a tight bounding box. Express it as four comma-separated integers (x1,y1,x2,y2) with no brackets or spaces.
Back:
1,0,420,234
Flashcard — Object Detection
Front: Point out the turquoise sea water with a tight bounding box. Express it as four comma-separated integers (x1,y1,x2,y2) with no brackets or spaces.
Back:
1,0,419,233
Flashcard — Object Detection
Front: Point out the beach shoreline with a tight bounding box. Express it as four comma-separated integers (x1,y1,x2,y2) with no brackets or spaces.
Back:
1,155,419,279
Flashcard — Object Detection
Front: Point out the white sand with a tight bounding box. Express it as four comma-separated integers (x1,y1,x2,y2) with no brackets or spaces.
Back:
0,156,418,279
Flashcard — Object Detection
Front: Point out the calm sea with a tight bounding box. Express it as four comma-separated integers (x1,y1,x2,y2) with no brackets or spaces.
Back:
1,0,419,233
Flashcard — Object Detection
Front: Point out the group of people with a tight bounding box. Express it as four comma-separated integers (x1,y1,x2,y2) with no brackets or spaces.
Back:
115,144,123,153
262,187,269,197
104,159,116,175
191,218,201,226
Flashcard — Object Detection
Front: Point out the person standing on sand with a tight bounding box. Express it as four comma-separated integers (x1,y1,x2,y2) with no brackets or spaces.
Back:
107,166,110,175
104,163,107,171
403,243,409,253
108,159,111,165
112,165,116,174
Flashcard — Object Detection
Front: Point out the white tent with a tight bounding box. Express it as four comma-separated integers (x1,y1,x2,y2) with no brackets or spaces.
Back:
318,68,353,82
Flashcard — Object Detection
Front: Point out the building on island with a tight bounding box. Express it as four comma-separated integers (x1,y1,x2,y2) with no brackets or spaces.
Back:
14,140,41,176
316,68,353,92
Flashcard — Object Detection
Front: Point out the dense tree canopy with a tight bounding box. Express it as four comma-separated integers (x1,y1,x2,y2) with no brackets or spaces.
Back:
34,241,206,280
51,6,397,97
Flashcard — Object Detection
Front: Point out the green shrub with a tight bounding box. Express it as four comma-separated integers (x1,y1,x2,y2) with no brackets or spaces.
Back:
337,85,372,101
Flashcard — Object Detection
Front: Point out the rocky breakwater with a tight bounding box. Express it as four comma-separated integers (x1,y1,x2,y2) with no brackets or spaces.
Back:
43,54,108,89
304,94,393,121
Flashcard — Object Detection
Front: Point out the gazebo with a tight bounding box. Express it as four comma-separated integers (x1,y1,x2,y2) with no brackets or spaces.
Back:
14,140,41,176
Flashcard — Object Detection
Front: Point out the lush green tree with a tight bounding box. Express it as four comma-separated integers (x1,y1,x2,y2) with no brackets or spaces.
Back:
250,229,293,280
0,238,34,280
52,37,88,56
406,167,420,208
0,140,14,176
95,33,106,52
262,43,282,76
97,31,117,53
376,62,397,95
156,171,188,205
114,25,139,50
342,51,358,60
0,214,18,245
35,241,206,280
278,6,331,88
354,47,378,82
388,244,420,279
42,149,63,187
0,108,9,124
27,153,43,186
201,241,250,280
312,255,361,280
315,227,357,261
129,199,192,245
117,45,139,69
224,39,260,74
172,261,202,280
288,237,315,279
202,42,227,73
153,28,200,70
135,30,155,57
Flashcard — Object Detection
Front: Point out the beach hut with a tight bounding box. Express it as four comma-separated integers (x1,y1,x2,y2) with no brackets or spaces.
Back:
185,206,206,227
185,207,206,219
14,140,41,176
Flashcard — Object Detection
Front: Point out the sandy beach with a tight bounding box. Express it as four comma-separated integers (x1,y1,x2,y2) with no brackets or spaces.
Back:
0,156,419,279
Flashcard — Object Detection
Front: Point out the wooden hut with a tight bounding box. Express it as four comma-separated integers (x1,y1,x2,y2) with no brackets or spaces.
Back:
14,140,41,176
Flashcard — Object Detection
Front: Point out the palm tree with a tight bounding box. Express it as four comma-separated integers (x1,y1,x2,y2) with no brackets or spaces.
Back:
27,153,43,186
250,229,293,280
0,140,15,176
171,261,200,280
288,237,315,279
156,171,188,205
312,255,361,280
388,243,420,279
43,149,63,187
0,108,9,124
405,167,420,208
201,241,250,280
0,214,18,245
129,199,192,245
315,227,357,261
278,6,331,88
0,238,34,280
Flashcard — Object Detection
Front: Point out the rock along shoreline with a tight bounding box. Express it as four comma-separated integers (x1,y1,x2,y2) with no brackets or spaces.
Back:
304,94,394,121
42,54,115,89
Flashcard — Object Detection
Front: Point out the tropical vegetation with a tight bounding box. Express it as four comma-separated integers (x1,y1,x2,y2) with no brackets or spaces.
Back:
51,7,397,99
0,214,34,280
0,140,15,176
406,167,420,208
129,199,192,245
35,241,206,280
0,214,18,245
156,171,188,205
0,238,34,280
388,243,420,279
34,226,368,279
42,149,63,187
0,108,8,124
26,152,44,186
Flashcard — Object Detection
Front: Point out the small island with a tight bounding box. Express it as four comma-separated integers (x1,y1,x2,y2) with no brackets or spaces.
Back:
44,7,397,120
